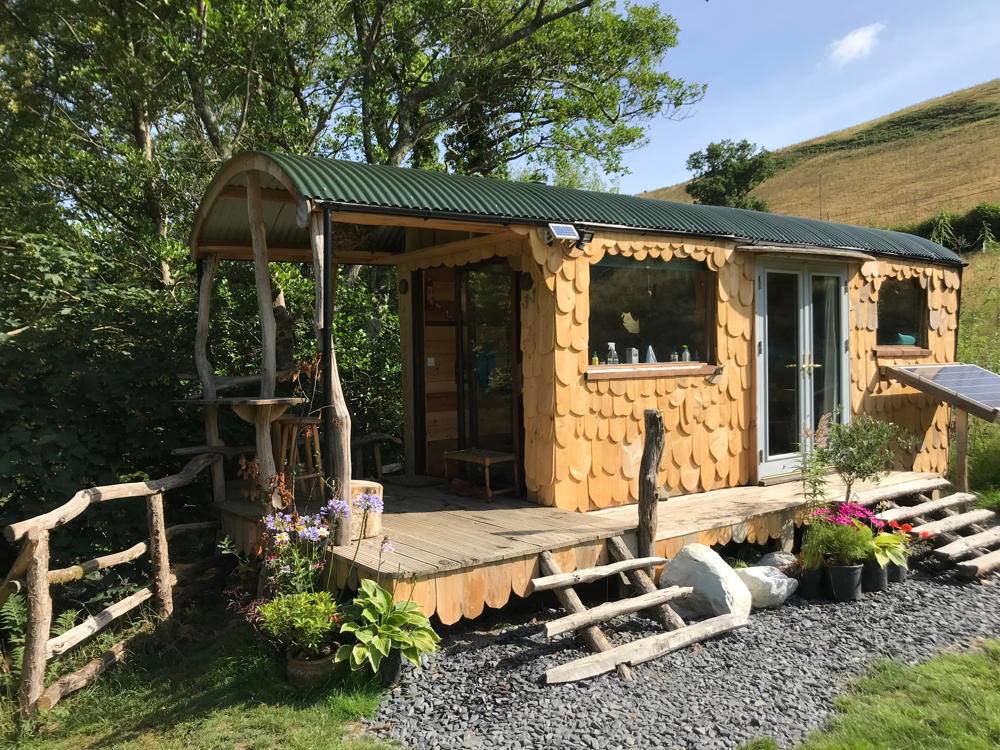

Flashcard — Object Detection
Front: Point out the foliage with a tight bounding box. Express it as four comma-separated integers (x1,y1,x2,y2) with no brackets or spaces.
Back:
685,139,775,211
801,520,873,567
976,490,1000,512
870,532,910,569
3,597,387,750
799,447,830,511
258,591,341,659
813,415,902,503
337,579,439,672
894,202,1000,254
260,508,344,595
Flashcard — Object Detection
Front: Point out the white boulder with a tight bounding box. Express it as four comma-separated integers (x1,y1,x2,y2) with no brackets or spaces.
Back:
735,566,798,609
659,543,751,620
756,551,799,575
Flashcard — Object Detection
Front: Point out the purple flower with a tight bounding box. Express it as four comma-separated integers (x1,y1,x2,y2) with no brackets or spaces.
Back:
380,536,395,555
323,498,350,520
263,514,278,531
300,525,322,543
355,492,383,514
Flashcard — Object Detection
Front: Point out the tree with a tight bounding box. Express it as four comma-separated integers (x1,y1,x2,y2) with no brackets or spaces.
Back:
685,139,775,211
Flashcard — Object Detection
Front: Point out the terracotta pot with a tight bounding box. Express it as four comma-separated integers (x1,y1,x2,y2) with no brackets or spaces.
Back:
798,566,825,599
862,559,888,592
378,648,404,687
826,564,863,602
286,649,338,689
887,562,908,583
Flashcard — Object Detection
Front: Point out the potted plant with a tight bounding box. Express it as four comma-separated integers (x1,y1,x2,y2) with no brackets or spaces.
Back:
813,414,901,504
801,517,872,602
882,521,931,582
798,527,826,599
337,578,440,687
863,531,907,592
258,591,342,688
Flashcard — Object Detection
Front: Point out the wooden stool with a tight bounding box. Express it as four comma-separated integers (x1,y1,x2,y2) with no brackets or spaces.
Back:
443,448,518,500
271,414,324,502
352,432,403,480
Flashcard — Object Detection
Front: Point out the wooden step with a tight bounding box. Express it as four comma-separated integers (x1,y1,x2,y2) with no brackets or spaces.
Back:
545,587,693,639
876,493,976,523
956,548,1000,579
912,509,996,538
545,613,749,684
853,476,952,507
933,526,1000,561
529,557,667,593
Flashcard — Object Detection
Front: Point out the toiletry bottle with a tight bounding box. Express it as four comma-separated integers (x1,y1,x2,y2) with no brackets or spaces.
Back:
681,345,690,362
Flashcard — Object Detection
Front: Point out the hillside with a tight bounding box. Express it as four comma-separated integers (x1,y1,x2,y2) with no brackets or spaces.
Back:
642,78,1000,228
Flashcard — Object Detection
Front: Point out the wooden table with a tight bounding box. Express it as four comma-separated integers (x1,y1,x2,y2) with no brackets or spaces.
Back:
443,448,518,500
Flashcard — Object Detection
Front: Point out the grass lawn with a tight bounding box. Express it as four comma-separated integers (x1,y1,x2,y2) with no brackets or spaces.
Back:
745,640,1000,750
3,599,390,750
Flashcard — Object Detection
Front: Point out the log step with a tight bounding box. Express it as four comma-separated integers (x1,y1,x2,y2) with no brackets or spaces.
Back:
545,586,693,639
956,548,1000,579
545,613,749,684
933,526,1000,561
875,493,976,523
529,557,667,593
853,477,952,507
912,509,996,538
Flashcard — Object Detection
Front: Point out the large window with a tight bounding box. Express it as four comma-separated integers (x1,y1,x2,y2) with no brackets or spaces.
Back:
877,278,927,347
589,256,714,365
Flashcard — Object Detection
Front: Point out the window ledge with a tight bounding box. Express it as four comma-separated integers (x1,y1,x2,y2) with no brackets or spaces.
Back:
874,345,931,358
585,362,718,381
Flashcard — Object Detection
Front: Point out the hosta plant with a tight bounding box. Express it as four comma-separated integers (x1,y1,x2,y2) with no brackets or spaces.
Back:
337,579,440,672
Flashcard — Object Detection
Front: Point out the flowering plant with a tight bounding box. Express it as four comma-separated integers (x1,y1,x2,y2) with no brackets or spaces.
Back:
261,500,348,594
811,502,886,530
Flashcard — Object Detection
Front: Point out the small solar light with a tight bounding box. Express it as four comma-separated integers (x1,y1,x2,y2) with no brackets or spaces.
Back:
576,229,595,249
544,223,580,245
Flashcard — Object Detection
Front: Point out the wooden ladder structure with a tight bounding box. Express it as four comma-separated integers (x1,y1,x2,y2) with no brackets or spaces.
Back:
872,489,999,578
531,535,748,684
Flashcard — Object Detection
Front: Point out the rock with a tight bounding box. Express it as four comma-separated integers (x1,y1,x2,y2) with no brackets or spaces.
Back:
757,551,799,575
735,566,799,609
659,543,752,619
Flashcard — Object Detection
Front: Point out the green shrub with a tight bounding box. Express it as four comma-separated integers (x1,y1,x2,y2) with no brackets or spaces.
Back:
338,579,440,672
815,415,902,503
257,591,339,659
802,521,873,567
976,490,1000,512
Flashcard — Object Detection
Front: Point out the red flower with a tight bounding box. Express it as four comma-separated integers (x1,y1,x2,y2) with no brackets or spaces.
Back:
889,520,900,530
901,523,913,533
919,531,931,539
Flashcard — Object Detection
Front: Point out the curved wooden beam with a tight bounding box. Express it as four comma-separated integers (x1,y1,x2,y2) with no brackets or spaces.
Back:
5,454,217,543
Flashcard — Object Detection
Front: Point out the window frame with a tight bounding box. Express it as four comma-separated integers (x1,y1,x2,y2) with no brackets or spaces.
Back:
585,255,718,380
874,276,930,355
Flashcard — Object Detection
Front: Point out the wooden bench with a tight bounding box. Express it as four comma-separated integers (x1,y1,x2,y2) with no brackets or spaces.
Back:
443,448,518,500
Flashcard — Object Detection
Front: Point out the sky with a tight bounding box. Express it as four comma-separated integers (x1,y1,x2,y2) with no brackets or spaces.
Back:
618,0,1000,194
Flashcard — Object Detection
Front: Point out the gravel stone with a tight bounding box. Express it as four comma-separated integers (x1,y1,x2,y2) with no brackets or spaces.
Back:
366,571,1000,749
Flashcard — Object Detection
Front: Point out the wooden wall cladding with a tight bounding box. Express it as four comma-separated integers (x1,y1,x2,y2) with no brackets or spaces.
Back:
850,260,959,474
520,229,753,512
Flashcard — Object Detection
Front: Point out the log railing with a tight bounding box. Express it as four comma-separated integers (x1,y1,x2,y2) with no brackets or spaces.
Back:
0,454,219,717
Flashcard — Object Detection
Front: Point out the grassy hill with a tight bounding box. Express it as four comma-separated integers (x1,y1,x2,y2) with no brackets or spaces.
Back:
642,78,1000,228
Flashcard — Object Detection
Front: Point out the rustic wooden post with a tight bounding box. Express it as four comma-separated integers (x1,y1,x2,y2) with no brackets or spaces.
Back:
19,531,52,717
638,409,665,560
954,407,969,493
146,492,173,618
246,171,277,399
320,208,353,546
194,255,226,505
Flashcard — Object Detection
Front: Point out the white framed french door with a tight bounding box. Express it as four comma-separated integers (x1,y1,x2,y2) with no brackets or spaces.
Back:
755,261,850,480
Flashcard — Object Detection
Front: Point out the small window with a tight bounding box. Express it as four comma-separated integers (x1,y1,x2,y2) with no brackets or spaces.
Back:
589,256,714,365
877,278,927,346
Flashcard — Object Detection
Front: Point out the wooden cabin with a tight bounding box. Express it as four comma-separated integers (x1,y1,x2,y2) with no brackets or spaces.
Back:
190,152,967,623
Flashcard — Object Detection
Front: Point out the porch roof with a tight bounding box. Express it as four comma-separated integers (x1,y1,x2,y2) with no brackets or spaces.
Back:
191,151,963,266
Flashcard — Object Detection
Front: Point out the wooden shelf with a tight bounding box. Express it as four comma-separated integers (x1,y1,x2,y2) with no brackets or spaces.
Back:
585,363,718,381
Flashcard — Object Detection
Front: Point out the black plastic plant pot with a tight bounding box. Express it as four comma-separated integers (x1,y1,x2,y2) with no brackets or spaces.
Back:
826,564,863,602
378,648,404,687
798,566,825,599
862,558,888,592
887,562,908,583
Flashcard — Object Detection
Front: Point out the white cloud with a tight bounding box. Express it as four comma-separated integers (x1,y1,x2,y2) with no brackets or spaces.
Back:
827,22,886,68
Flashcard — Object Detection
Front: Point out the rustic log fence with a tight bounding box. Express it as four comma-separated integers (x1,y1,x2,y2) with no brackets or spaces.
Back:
0,454,221,717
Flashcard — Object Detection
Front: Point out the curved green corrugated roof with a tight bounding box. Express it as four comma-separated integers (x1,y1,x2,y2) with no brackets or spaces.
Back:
253,152,964,265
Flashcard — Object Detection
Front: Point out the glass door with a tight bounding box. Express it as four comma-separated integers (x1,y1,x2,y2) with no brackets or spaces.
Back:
756,263,848,480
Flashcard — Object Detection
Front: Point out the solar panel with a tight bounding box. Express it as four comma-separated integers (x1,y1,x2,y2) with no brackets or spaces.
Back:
883,363,1000,422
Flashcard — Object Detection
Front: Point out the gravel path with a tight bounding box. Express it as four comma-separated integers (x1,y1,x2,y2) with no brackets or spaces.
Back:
367,572,1000,750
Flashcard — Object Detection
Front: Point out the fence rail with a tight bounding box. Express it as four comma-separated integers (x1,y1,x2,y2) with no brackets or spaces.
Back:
0,454,220,717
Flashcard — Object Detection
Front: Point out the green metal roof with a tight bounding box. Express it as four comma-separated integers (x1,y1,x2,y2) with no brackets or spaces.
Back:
253,152,964,266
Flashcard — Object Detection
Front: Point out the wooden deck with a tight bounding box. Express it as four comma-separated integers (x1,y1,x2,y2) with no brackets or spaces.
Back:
314,470,947,624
